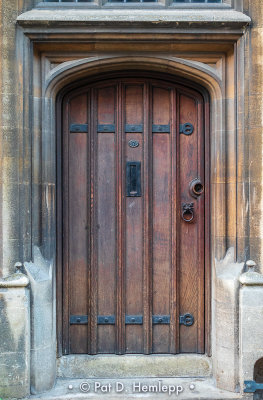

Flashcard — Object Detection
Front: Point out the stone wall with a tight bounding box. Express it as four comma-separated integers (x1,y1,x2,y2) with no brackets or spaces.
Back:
243,0,263,271
0,0,34,279
0,272,30,398
0,0,263,398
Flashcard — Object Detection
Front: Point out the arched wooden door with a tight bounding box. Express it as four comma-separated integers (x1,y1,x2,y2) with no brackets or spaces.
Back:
61,77,208,355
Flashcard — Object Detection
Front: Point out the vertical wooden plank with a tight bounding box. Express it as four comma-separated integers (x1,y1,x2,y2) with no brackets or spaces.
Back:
175,91,181,354
116,82,125,354
89,88,98,355
204,98,211,356
197,100,205,354
97,86,116,353
62,101,70,355
67,93,89,354
125,85,144,353
178,93,205,353
143,82,152,354
169,87,177,354
152,86,171,354
57,96,63,357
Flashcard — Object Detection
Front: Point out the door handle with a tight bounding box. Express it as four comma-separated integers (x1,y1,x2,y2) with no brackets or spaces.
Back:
126,161,141,197
182,202,194,222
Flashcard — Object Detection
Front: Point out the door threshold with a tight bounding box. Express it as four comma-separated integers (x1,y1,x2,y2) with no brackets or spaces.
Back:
57,354,212,379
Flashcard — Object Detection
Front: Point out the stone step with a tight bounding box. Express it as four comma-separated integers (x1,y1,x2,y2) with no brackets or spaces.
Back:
29,378,250,400
57,354,212,379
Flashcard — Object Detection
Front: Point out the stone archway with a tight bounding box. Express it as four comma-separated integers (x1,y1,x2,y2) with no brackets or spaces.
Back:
26,53,242,393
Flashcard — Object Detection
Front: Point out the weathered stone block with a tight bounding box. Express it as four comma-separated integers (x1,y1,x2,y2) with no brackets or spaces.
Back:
213,248,244,392
240,279,263,391
24,246,56,394
0,273,30,399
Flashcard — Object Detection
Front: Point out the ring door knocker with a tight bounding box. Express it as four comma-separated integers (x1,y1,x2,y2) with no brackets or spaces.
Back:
182,202,194,223
181,179,204,223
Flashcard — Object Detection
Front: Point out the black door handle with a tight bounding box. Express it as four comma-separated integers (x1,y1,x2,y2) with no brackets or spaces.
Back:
126,161,141,197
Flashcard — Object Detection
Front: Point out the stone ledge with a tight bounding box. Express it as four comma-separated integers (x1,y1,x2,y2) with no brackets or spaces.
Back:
0,272,29,288
57,354,212,379
17,9,251,29
29,377,245,400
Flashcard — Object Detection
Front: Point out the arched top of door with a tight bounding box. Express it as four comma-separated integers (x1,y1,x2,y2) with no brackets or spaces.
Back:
44,56,221,103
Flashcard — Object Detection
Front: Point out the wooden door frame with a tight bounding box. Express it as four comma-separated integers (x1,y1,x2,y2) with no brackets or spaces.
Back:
56,70,211,357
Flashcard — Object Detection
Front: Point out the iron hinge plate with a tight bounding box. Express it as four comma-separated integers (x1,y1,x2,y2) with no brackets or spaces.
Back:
70,124,88,133
97,315,116,324
70,315,88,324
70,313,194,327
152,315,170,324
125,315,143,324
244,381,263,393
97,124,115,133
125,124,143,133
152,124,170,133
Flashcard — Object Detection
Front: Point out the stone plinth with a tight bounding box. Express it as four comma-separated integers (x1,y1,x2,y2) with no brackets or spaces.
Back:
0,272,30,399
239,262,263,394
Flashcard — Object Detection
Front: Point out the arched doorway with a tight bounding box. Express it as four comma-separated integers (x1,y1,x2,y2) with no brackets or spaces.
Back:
58,74,209,356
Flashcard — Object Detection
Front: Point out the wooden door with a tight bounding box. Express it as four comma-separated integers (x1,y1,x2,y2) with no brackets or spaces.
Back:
61,77,207,355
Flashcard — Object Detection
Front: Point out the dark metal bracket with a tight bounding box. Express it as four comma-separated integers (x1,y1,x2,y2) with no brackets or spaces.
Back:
125,315,143,324
70,124,88,133
125,124,143,133
152,315,170,324
244,381,263,393
97,124,115,133
70,315,88,324
97,315,116,325
152,124,170,133
70,313,194,327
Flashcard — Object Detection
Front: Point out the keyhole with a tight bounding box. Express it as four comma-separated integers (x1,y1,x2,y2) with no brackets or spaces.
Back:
189,178,204,198
194,183,203,194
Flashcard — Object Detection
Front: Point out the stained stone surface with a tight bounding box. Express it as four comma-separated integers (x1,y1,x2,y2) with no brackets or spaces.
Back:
24,247,56,395
57,354,212,379
239,269,263,394
0,273,30,399
213,248,244,392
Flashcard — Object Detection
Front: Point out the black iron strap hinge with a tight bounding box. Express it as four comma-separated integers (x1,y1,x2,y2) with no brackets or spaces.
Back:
70,315,88,324
70,313,194,326
70,124,88,133
244,381,263,393
152,124,170,133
